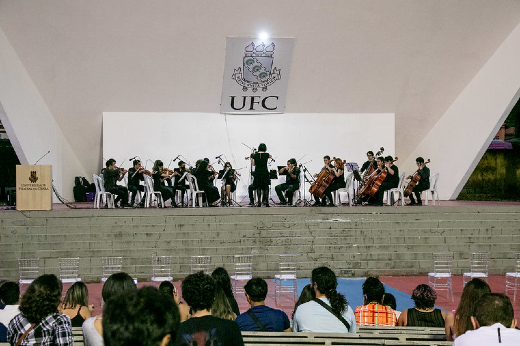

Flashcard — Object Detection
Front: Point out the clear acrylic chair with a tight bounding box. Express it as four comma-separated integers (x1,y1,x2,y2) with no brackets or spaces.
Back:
424,173,440,206
101,256,123,283
230,255,253,294
18,258,40,293
463,252,490,286
427,252,453,301
59,257,81,296
190,255,211,274
151,255,173,284
505,253,520,302
274,254,298,304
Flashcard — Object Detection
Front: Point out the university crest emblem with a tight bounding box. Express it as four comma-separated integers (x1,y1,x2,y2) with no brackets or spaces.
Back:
29,171,38,183
232,42,281,92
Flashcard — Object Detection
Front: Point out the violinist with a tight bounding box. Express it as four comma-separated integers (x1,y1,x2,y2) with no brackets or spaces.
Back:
103,158,129,208
173,161,190,206
128,159,146,207
312,156,334,206
275,158,300,206
251,143,272,207
152,160,178,207
195,159,220,207
406,157,430,206
220,162,237,207
372,156,399,206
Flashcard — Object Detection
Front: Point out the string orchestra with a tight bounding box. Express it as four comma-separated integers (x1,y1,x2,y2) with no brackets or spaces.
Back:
101,143,430,208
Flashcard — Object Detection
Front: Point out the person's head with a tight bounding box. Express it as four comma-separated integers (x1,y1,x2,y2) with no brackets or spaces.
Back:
292,284,315,319
258,143,267,152
366,151,374,160
244,278,268,304
178,161,185,169
102,272,137,303
376,157,384,167
224,162,232,169
411,284,437,310
311,267,347,315
362,277,385,304
0,281,20,305
203,158,210,163
382,293,397,310
454,278,491,336
385,156,393,163
416,157,424,165
153,160,164,172
159,281,174,297
181,272,216,313
323,156,331,166
198,160,208,171
211,267,233,298
19,274,62,324
472,293,516,329
103,286,180,346
288,158,297,167
63,281,89,309
195,159,202,168
211,286,235,320
106,158,116,169
133,160,141,169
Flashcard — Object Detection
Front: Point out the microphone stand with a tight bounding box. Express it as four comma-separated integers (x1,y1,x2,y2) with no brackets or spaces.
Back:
298,160,314,207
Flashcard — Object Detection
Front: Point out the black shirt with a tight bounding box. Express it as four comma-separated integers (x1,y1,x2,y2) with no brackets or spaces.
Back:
385,164,399,185
103,168,120,191
174,315,244,346
127,167,144,187
286,166,300,185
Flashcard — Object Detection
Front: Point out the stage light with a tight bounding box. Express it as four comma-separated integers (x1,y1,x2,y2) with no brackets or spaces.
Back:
259,32,269,41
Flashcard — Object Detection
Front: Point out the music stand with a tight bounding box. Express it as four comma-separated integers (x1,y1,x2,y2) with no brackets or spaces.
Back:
345,162,359,172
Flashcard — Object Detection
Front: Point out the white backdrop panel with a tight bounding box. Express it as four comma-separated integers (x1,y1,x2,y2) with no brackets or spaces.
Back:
103,112,395,201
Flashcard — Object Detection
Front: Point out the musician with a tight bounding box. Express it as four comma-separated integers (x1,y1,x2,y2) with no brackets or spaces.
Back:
324,158,347,206
220,162,237,206
103,159,129,208
204,158,217,186
127,159,145,207
373,156,399,206
195,159,220,207
275,158,300,206
152,160,178,207
312,156,334,206
360,151,377,173
251,143,272,207
406,157,430,206
174,161,190,206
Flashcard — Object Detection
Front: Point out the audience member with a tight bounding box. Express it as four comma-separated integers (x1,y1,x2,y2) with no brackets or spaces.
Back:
159,281,191,322
382,293,401,320
445,278,491,341
236,278,290,332
211,267,240,316
292,284,315,319
103,286,180,346
453,293,519,345
355,277,396,326
174,272,243,346
292,267,356,333
83,272,137,346
0,282,20,342
7,274,73,345
212,286,236,321
59,281,94,327
398,284,446,327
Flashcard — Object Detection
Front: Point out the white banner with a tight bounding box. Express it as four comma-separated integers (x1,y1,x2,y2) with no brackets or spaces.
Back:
221,37,294,114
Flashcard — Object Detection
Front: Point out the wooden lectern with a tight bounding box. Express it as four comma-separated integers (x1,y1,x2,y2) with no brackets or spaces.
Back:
16,165,52,210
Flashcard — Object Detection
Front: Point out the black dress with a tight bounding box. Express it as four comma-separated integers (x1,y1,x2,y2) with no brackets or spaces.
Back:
252,152,270,188
195,169,220,204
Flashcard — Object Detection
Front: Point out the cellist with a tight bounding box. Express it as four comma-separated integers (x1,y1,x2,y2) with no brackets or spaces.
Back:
372,155,399,206
312,156,334,206
406,157,430,206
360,151,377,175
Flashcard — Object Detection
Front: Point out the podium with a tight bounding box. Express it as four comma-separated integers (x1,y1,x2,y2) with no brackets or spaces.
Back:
16,165,52,210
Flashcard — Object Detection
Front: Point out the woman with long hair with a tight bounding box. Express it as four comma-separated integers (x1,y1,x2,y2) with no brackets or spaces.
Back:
211,267,240,316
220,162,237,206
398,284,446,327
7,274,73,345
251,143,272,207
152,160,177,207
59,282,94,327
195,160,220,206
211,286,236,320
445,278,491,341
291,284,315,319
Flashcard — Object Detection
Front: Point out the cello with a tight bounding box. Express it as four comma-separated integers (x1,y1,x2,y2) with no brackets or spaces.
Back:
362,147,384,182
309,157,343,199
403,159,430,197
366,157,398,197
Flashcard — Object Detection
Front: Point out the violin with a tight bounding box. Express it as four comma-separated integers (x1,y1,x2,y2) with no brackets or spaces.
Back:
138,167,152,176
163,168,174,175
403,159,430,197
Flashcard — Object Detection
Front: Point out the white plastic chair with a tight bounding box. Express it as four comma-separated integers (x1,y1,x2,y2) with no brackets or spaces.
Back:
143,175,164,208
335,173,354,206
92,174,115,209
424,173,440,206
230,255,253,294
186,173,207,207
428,252,454,301
505,253,520,302
151,255,173,284
190,256,211,274
19,258,40,293
101,256,123,283
386,172,406,206
274,254,298,304
463,252,490,286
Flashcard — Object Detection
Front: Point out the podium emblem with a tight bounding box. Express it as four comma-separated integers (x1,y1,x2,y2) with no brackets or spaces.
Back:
29,171,38,183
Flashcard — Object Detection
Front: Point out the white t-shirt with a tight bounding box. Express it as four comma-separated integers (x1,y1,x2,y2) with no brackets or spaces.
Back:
0,305,20,327
453,323,520,346
292,298,356,333
82,316,104,346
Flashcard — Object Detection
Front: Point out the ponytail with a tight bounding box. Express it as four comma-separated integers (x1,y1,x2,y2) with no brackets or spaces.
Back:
325,289,347,315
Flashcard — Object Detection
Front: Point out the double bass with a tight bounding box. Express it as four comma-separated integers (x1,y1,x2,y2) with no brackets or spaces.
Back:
309,157,344,199
362,147,384,182
403,159,430,197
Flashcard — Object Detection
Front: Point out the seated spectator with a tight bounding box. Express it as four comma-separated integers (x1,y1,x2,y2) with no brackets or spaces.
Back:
382,293,401,320
83,272,137,346
211,267,240,317
453,293,519,345
174,272,243,346
398,284,446,327
7,274,73,345
212,286,236,321
292,284,315,319
103,286,180,346
445,278,490,341
292,267,356,333
159,281,191,322
0,281,21,340
355,277,396,326
236,278,290,331
59,281,94,327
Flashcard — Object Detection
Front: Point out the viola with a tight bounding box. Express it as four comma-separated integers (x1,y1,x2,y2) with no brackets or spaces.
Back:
403,159,430,197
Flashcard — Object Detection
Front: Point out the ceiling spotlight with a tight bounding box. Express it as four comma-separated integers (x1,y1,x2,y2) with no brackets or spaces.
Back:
259,32,269,41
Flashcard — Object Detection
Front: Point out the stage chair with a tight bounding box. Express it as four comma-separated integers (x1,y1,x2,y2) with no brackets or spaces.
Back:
335,173,354,206
186,174,207,207
151,255,173,285
427,252,454,301
101,256,123,283
59,257,81,296
463,252,490,286
18,258,40,293
424,173,440,206
190,255,211,274
386,172,406,206
143,175,164,208
274,254,298,304
92,174,115,209
230,255,253,294
505,252,520,302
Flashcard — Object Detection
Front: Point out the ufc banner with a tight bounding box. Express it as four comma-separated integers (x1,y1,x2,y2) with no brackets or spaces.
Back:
220,37,294,114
